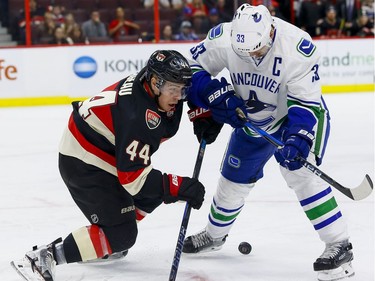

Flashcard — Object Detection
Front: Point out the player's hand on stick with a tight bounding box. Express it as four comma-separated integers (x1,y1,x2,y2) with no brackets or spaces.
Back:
187,106,223,144
278,126,314,170
163,174,205,209
202,77,247,128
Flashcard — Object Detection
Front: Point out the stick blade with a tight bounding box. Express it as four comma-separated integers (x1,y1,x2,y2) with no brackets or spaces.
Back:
350,174,373,201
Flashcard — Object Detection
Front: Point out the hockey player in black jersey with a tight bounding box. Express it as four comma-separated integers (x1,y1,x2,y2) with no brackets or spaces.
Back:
11,50,205,281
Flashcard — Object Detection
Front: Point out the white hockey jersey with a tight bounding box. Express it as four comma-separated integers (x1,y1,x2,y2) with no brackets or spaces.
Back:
188,17,325,136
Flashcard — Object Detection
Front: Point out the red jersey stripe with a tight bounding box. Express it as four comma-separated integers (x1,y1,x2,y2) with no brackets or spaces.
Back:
117,168,145,185
68,114,116,167
90,104,115,135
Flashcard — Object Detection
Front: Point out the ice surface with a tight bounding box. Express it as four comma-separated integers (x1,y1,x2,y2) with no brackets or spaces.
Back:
0,93,373,281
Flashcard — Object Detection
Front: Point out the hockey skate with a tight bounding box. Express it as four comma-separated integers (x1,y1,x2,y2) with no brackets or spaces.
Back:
314,239,354,281
183,228,227,254
11,238,61,281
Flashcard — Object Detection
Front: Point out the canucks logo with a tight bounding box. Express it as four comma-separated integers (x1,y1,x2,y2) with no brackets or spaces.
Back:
252,12,262,23
246,90,276,114
228,155,241,168
208,24,223,40
73,56,97,78
245,90,276,127
297,38,316,57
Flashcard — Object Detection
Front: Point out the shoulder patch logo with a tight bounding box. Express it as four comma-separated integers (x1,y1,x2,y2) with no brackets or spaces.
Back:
209,24,224,40
296,38,316,57
145,109,161,129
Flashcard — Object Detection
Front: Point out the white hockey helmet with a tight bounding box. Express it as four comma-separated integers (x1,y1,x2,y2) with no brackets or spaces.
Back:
231,4,274,60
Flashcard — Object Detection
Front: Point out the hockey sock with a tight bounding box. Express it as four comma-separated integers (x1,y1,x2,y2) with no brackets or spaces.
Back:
63,225,113,263
280,165,349,243
207,176,254,238
296,186,348,243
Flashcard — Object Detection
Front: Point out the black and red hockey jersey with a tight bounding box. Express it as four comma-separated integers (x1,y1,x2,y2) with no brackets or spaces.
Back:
59,68,183,196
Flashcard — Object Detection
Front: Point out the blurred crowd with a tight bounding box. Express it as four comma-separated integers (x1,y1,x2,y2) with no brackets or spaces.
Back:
0,0,373,46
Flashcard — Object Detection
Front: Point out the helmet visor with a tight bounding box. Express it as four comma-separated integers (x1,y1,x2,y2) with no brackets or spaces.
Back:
159,81,190,99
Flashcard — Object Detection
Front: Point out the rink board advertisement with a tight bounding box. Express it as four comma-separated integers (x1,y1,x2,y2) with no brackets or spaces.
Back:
0,39,373,106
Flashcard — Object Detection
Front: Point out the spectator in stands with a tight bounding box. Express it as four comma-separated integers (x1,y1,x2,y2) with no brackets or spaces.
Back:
160,24,175,41
108,7,140,42
186,0,209,18
196,7,221,34
360,0,374,36
361,0,374,23
267,4,287,20
62,13,77,38
187,0,209,35
143,0,183,10
207,8,222,27
201,0,215,10
16,0,45,44
172,5,193,31
48,26,72,45
350,14,374,37
191,13,209,34
81,10,108,41
335,0,360,33
317,5,343,37
18,0,45,28
175,20,198,41
215,0,234,22
298,0,327,37
34,11,58,44
50,5,65,25
70,24,88,44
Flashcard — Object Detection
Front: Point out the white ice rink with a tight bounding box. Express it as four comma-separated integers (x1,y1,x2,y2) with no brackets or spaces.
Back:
0,93,373,281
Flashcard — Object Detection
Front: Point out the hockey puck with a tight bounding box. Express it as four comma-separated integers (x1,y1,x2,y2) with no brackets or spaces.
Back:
238,242,252,255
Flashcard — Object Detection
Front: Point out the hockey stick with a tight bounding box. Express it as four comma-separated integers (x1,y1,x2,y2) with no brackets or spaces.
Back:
235,108,373,201
168,139,207,281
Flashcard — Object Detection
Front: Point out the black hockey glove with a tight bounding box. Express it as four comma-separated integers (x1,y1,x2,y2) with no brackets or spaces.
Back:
187,106,223,144
163,174,205,209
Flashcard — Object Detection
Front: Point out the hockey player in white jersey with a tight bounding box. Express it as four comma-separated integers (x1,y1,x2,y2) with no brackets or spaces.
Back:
183,4,354,281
